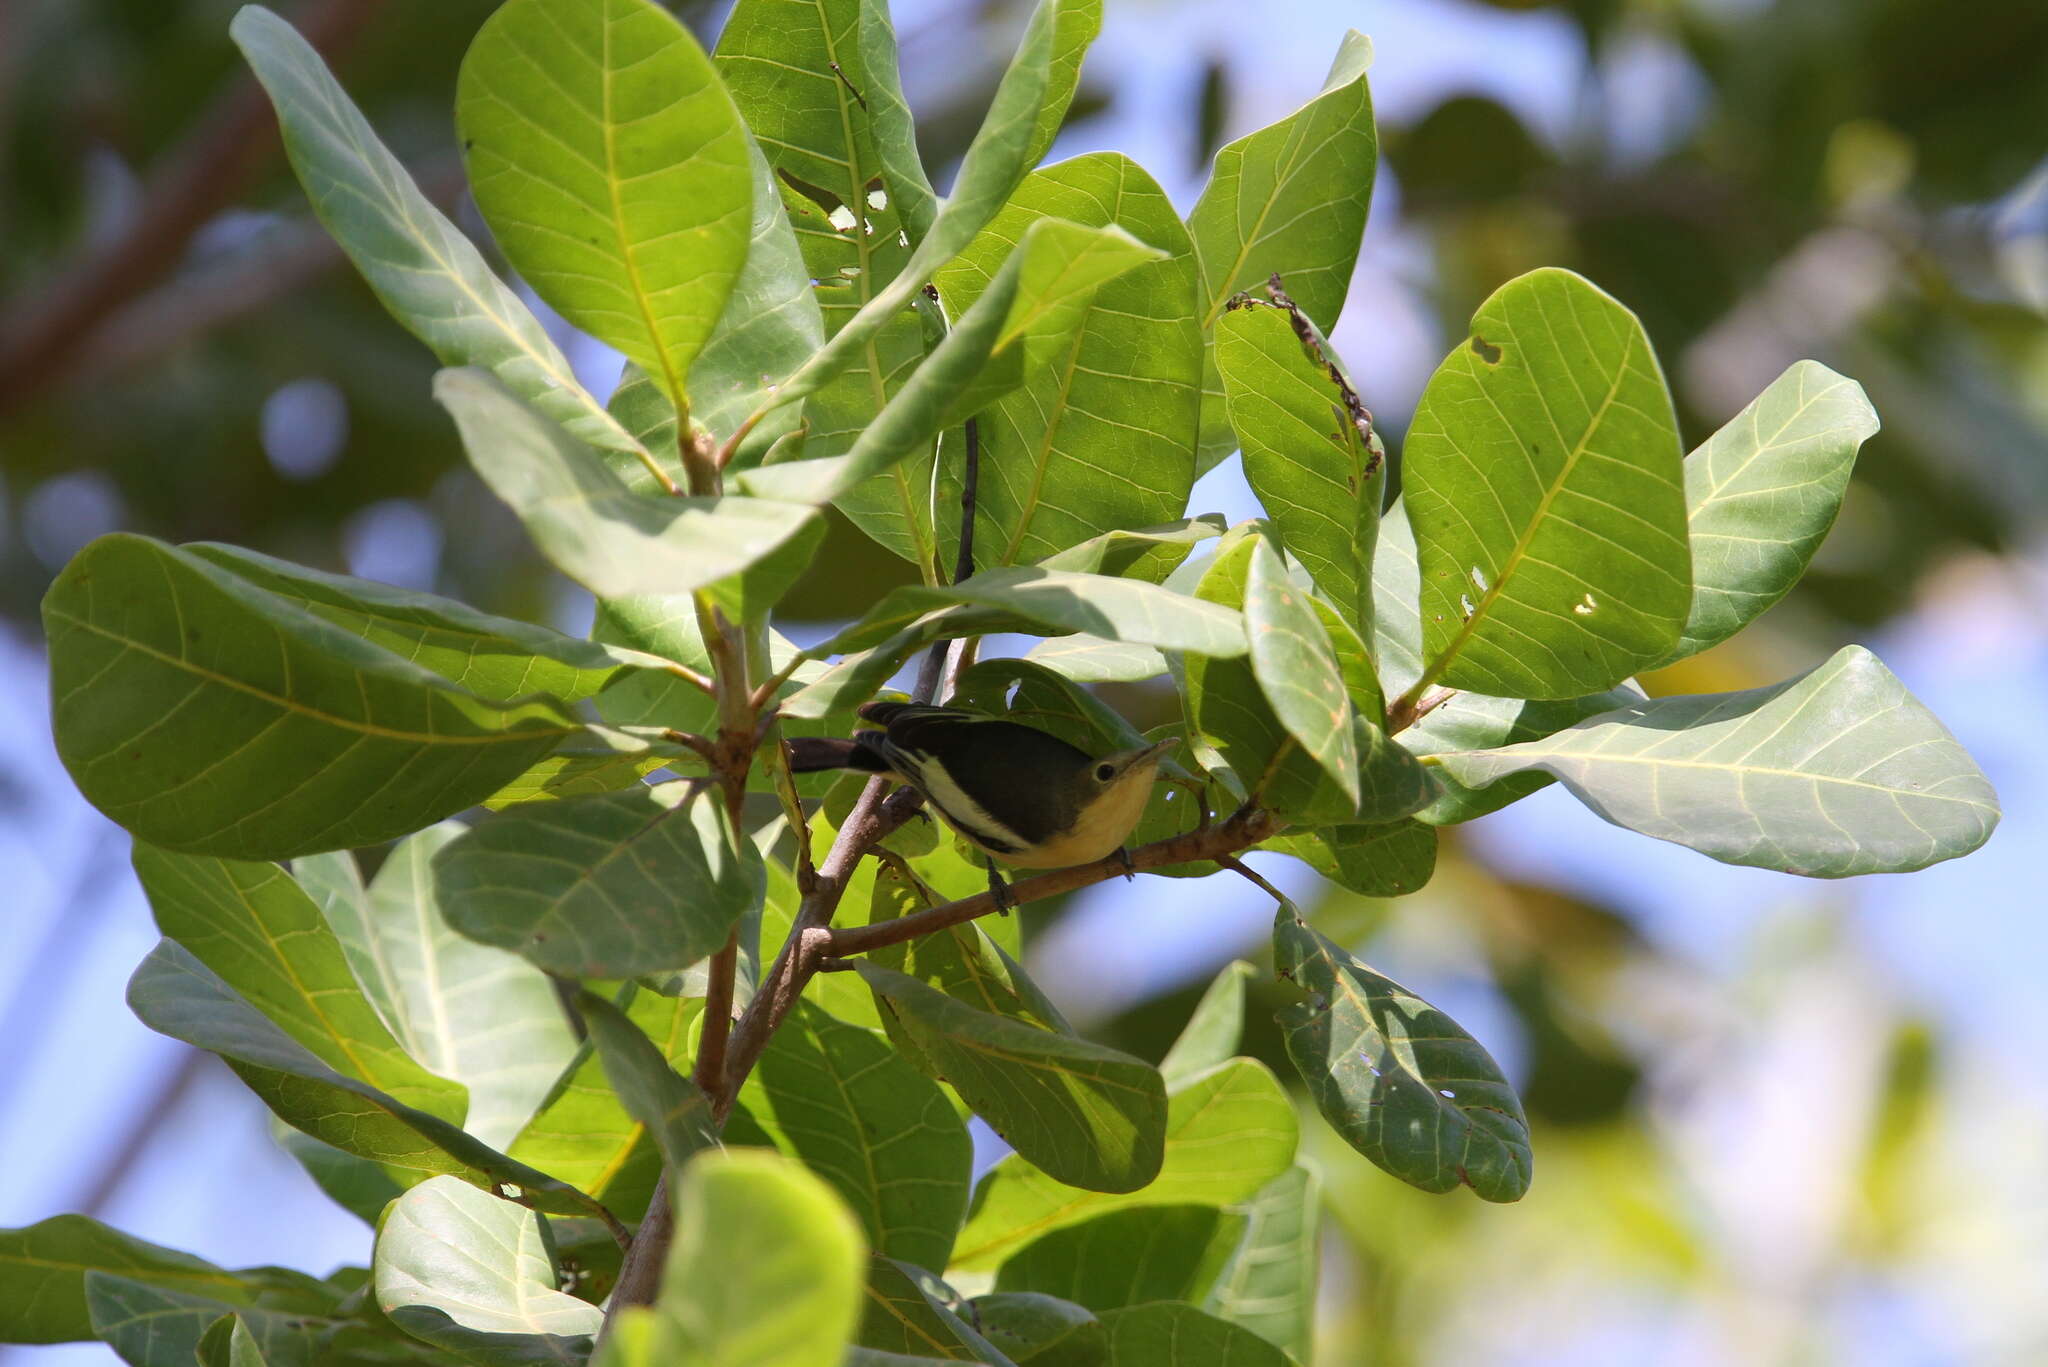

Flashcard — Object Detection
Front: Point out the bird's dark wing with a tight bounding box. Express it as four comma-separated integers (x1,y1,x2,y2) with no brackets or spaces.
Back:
867,710,1092,850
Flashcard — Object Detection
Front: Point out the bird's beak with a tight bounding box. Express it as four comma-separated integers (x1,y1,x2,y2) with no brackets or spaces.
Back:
1113,736,1180,772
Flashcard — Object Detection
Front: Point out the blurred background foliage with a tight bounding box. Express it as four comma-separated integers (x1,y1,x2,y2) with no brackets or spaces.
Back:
2,0,2044,1363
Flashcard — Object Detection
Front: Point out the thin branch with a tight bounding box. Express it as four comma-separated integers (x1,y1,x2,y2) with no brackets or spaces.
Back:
1384,685,1457,736
1215,853,1290,907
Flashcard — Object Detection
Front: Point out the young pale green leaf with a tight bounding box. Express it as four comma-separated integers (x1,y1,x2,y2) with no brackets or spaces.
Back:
374,1178,601,1363
227,7,644,462
953,1058,1298,1271
1096,1302,1292,1367
0,1217,330,1345
1658,360,1880,667
131,845,464,1122
184,543,668,702
659,1151,866,1367
588,1309,683,1367
1264,820,1437,898
740,1001,972,1274
577,993,719,1170
1245,534,1360,805
1432,645,2000,876
856,963,1167,1195
482,732,685,810
1402,268,1690,700
458,0,750,411
434,368,819,601
1188,30,1377,470
435,780,763,980
991,1206,1246,1314
1201,1165,1319,1362
865,858,1066,1044
1217,302,1381,632
1275,912,1531,1202
856,1258,1019,1365
126,942,609,1219
931,153,1202,568
1159,960,1252,1086
1036,516,1227,581
42,534,579,861
296,826,578,1149
967,1293,1106,1367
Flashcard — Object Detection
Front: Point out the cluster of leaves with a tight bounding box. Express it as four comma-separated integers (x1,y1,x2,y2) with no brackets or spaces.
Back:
7,1,1999,1364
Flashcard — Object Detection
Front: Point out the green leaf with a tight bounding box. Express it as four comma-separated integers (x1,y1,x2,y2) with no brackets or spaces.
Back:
1264,820,1437,897
658,1150,866,1367
1188,30,1377,470
184,543,666,703
1658,360,1880,667
578,993,719,1169
273,1126,404,1227
1036,516,1227,581
374,1178,601,1364
1023,636,1167,684
1159,961,1251,1086
969,1293,1107,1367
1244,533,1359,804
951,657,1151,758
87,1277,265,1367
588,1309,683,1367
855,0,940,246
1431,645,2000,876
458,0,750,412
0,1217,329,1345
991,1206,1245,1313
296,826,578,1149
1402,267,1690,700
435,780,763,980
1217,301,1382,632
483,732,683,810
1096,1302,1291,1367
953,1058,1298,1271
1274,911,1531,1202
864,856,1064,1040
434,368,820,601
224,1318,274,1367
126,941,609,1219
931,153,1202,568
856,963,1167,1195
857,1258,1018,1365
737,1002,972,1273
228,7,646,461
1020,1,1103,169
1201,1165,1318,1362
132,845,464,1122
42,534,579,861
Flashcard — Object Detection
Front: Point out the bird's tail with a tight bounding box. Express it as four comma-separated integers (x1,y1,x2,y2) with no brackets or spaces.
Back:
783,736,893,775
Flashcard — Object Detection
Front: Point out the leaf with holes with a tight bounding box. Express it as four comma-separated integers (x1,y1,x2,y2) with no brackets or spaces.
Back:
295,826,578,1149
458,0,750,412
434,780,762,980
229,8,645,463
952,1058,1297,1271
1659,360,1880,667
1402,268,1690,700
1431,645,2000,876
1275,911,1531,1202
374,1178,601,1364
42,534,581,861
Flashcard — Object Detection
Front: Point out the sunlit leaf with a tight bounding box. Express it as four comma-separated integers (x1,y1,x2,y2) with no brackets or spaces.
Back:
1263,819,1437,897
1096,1301,1290,1366
1201,1165,1319,1362
856,1258,1018,1364
579,992,719,1169
968,1292,1106,1367
1158,960,1251,1086
992,1206,1245,1313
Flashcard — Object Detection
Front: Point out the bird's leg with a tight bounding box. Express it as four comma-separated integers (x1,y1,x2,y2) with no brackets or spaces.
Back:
983,856,1015,915
1114,846,1137,881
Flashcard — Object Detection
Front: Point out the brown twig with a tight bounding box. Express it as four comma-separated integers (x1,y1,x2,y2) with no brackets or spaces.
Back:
1384,685,1457,737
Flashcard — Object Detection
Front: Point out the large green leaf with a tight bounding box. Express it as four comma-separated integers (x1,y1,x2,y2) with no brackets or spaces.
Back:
132,845,463,1122
658,1151,866,1367
1658,360,1880,667
967,1293,1106,1367
1244,533,1360,804
458,0,750,412
42,534,579,861
740,1002,972,1273
1401,268,1690,700
857,1258,1019,1364
1201,1166,1318,1362
1217,301,1382,633
435,780,763,980
953,1058,1298,1271
1187,30,1376,470
856,963,1167,1195
0,1217,330,1345
991,1205,1245,1313
1431,645,2000,876
1096,1302,1290,1367
126,941,608,1218
374,1178,600,1365
1020,0,1103,169
1158,960,1251,1086
295,826,577,1149
86,1277,330,1367
1274,912,1531,1202
272,1124,404,1227
862,843,1058,1035
434,368,819,601
578,992,720,1169
1264,819,1437,897
931,153,1202,567
227,7,645,462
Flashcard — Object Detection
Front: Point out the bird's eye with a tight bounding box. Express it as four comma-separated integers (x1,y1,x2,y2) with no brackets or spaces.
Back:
1095,763,1115,782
